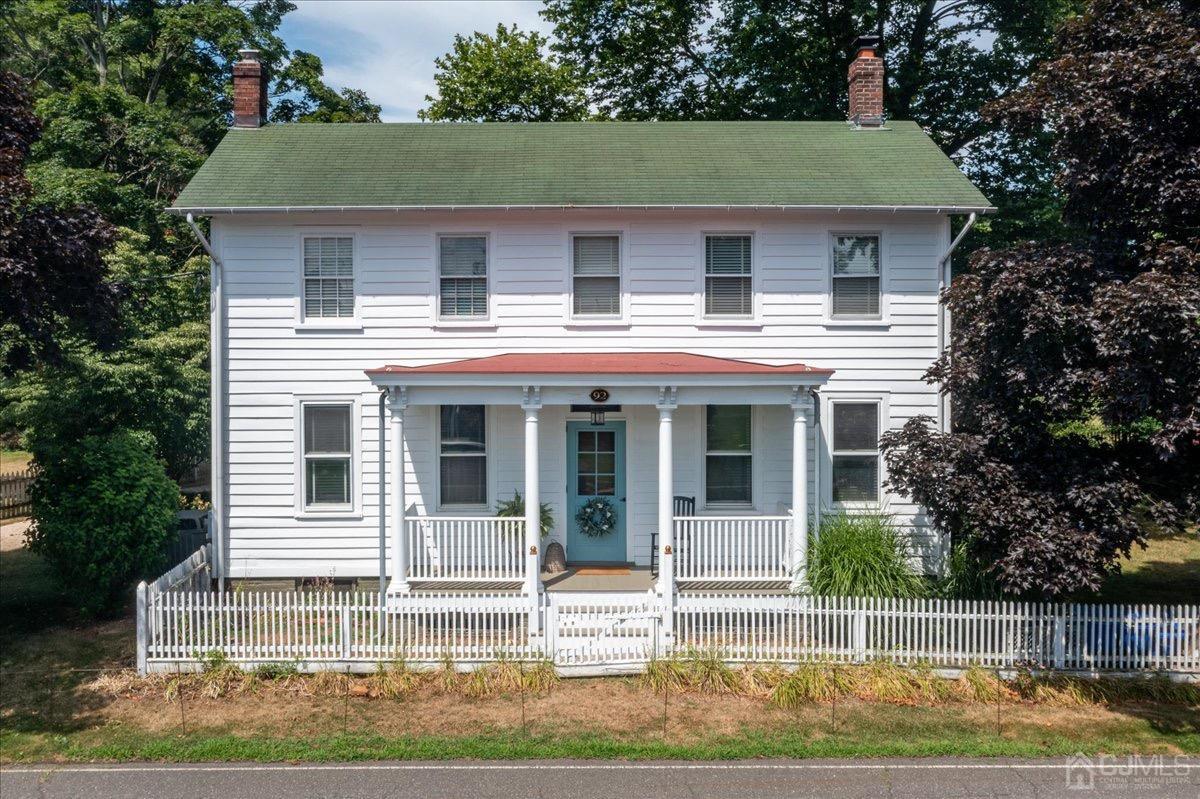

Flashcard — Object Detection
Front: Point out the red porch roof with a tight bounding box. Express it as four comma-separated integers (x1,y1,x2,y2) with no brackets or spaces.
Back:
366,352,833,377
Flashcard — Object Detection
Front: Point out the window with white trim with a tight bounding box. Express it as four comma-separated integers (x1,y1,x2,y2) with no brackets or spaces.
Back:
303,237,354,318
439,235,488,318
572,234,621,316
704,235,752,316
439,405,487,506
831,402,880,502
705,405,752,505
831,234,881,318
302,404,353,507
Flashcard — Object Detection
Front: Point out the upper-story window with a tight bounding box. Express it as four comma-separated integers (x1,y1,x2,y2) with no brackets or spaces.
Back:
303,236,354,318
831,401,880,503
832,234,881,318
704,235,753,317
572,235,621,317
439,235,488,318
705,405,752,505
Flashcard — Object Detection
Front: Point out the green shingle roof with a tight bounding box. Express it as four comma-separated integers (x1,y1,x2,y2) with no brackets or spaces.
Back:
171,121,992,212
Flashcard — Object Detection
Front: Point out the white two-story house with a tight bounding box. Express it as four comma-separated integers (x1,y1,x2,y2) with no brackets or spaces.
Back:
172,39,992,615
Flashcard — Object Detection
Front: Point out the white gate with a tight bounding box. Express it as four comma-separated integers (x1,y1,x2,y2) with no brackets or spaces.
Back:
545,591,662,671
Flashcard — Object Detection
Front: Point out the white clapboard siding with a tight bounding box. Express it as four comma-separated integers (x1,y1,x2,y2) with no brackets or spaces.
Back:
216,210,949,578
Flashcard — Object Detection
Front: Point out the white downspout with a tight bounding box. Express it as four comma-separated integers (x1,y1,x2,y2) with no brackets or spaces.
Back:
936,212,977,433
185,213,226,591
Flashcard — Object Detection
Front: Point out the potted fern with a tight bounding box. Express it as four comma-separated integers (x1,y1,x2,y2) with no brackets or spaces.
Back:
495,490,554,538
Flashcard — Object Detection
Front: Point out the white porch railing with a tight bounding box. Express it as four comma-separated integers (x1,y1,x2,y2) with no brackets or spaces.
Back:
406,516,526,582
673,516,793,582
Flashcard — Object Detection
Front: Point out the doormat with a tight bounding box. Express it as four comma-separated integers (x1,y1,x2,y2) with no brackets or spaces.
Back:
573,567,632,576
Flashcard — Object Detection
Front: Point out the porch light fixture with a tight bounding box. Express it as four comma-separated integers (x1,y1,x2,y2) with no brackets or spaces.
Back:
571,404,620,426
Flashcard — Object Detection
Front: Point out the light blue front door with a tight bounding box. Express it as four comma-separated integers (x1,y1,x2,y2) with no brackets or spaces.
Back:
566,421,627,564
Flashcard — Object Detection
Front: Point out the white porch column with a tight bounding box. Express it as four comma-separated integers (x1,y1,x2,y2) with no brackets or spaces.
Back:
655,388,677,636
522,387,543,606
388,386,409,594
790,388,814,591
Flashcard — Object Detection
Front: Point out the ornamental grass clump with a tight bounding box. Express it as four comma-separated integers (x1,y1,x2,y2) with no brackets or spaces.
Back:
640,655,689,692
807,511,926,598
682,648,741,694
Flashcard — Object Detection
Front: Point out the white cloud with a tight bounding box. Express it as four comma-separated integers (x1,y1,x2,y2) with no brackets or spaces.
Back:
279,0,552,121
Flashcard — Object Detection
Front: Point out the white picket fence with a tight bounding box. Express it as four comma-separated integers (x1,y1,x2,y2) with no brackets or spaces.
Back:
674,594,1200,672
674,516,793,582
137,549,1200,677
407,516,526,582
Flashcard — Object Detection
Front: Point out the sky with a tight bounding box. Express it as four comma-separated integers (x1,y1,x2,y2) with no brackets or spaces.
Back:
279,0,553,122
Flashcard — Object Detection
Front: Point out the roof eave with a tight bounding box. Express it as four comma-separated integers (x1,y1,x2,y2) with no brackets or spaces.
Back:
168,203,997,216
364,371,833,389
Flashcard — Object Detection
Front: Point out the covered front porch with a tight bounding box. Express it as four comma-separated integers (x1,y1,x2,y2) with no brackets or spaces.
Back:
366,353,830,611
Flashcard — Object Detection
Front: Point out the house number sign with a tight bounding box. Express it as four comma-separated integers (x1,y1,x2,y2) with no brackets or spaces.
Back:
589,388,610,403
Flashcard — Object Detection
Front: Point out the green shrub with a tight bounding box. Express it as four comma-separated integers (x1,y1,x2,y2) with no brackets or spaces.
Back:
807,511,926,598
935,540,1003,599
27,430,177,615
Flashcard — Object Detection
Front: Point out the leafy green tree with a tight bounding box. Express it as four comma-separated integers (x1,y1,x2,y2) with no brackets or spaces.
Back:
28,429,178,615
422,1,1074,246
0,71,121,371
4,327,210,481
272,50,381,123
1,1,381,476
882,0,1199,597
421,24,587,122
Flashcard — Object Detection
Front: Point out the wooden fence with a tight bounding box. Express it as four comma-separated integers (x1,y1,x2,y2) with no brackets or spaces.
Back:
136,554,1200,678
0,467,33,519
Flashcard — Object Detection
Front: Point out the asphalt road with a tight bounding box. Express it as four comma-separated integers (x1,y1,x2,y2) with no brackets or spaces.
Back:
2,758,1199,799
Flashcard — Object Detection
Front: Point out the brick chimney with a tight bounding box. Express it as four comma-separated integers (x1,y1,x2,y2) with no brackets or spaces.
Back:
848,35,884,128
232,49,267,128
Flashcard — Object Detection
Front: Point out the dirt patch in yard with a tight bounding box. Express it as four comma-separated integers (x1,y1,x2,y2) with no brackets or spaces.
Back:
28,673,1185,752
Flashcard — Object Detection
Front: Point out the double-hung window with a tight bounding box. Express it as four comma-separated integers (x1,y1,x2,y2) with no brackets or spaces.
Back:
705,405,752,505
831,234,882,318
704,235,752,317
572,235,621,317
439,236,488,318
439,405,487,506
303,236,354,318
302,404,353,508
831,402,881,503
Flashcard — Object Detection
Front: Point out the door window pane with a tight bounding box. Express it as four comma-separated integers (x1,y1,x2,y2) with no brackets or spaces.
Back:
576,428,617,497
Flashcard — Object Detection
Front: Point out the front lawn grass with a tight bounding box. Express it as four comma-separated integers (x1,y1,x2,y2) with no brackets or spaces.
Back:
2,700,1196,763
1097,529,1200,605
0,449,31,473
